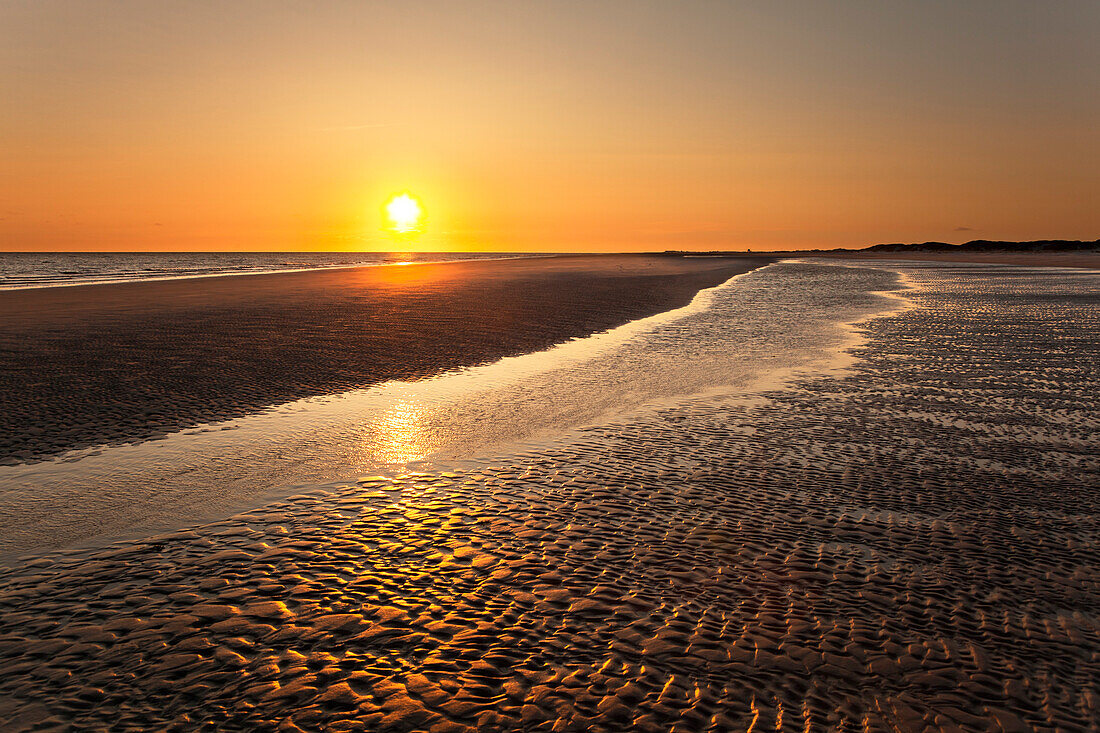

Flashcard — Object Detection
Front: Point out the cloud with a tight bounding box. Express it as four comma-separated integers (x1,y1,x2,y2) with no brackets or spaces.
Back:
954,226,974,232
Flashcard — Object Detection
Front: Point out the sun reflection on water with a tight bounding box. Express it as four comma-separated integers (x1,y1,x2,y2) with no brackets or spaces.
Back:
365,399,430,464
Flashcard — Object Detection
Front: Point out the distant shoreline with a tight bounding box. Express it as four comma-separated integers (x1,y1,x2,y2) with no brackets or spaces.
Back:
801,250,1100,270
664,238,1100,269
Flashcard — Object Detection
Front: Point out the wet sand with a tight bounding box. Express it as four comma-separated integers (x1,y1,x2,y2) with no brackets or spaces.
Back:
0,254,771,463
808,250,1100,269
0,262,892,558
0,261,1096,731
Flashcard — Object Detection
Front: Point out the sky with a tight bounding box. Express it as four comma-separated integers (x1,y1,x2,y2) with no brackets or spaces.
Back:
2,1,1098,252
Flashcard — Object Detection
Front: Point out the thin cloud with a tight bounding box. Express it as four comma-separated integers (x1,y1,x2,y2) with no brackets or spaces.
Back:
954,226,975,232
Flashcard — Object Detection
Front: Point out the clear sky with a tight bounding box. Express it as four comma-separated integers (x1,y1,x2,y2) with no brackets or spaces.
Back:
2,1,1098,252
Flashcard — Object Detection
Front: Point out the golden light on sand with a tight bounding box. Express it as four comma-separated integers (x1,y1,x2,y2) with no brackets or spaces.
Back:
383,193,424,236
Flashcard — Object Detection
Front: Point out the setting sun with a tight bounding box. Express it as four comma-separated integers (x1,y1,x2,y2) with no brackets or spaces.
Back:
383,193,424,236
2,4,1098,730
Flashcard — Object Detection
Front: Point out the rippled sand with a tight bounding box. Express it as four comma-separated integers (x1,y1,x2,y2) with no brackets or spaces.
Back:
0,262,1097,731
0,262,890,556
0,254,769,463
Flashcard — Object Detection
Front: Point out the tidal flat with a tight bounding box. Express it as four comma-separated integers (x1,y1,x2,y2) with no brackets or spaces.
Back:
0,259,1096,731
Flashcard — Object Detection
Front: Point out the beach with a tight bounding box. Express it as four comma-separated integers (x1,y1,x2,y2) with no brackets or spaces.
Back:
0,258,877,557
0,254,771,464
811,250,1100,270
0,257,1097,731
6,2,1097,729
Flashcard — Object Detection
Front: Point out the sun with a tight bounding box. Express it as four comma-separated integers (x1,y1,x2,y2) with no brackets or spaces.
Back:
383,193,424,235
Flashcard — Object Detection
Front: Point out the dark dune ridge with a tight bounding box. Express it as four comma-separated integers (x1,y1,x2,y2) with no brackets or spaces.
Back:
802,237,1099,254
0,254,772,463
813,238,1100,269
666,237,1100,256
666,239,1100,269
859,237,1099,253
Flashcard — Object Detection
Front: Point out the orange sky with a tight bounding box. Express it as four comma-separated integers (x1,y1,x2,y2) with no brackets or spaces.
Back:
2,1,1098,252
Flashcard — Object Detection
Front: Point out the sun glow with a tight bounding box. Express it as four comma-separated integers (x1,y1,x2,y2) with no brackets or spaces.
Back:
383,193,424,235
364,399,430,464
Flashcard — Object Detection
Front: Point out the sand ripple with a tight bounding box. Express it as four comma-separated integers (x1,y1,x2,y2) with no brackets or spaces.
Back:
0,261,1096,731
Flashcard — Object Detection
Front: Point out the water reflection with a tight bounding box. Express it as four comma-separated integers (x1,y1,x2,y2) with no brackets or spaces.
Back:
366,399,429,464
0,261,912,555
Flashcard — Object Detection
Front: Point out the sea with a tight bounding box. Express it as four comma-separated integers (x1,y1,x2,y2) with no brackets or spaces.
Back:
0,251,540,290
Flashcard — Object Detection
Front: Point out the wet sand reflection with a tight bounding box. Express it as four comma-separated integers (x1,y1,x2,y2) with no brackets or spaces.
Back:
0,262,1095,730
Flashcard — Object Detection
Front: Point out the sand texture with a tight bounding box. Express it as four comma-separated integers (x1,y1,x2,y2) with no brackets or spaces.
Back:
809,250,1100,270
0,254,771,464
0,262,1096,731
0,261,893,558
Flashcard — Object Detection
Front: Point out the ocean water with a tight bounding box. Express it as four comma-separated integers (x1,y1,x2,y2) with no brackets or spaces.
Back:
0,251,539,290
